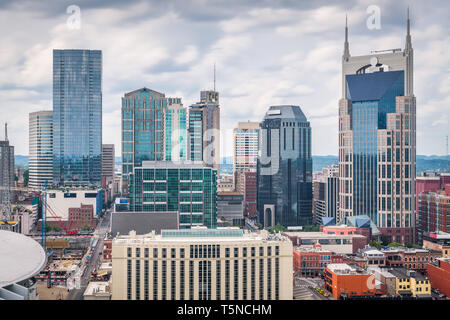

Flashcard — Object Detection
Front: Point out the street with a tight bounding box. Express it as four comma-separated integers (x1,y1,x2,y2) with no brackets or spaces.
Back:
66,209,111,300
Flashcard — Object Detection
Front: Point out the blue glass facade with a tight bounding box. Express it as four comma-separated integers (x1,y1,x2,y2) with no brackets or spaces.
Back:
346,71,404,222
122,88,166,192
257,106,313,227
164,101,187,161
53,49,102,187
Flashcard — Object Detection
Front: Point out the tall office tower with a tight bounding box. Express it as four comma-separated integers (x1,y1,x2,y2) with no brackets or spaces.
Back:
128,161,217,229
338,11,416,244
0,124,14,219
102,144,115,184
188,90,220,172
313,164,339,225
53,49,102,187
257,106,313,227
111,228,293,300
121,88,167,194
29,111,53,189
233,121,260,193
164,99,187,162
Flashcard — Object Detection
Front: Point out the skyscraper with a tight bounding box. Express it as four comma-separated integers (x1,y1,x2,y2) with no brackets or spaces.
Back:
233,121,260,192
0,123,14,219
53,49,102,187
29,111,53,188
188,90,220,172
164,100,187,162
313,164,339,225
338,11,416,244
257,106,313,227
121,88,184,194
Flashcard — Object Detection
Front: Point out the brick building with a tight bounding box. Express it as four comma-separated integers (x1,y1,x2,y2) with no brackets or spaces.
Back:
324,264,376,299
68,204,97,229
427,258,450,298
418,186,450,243
293,246,333,277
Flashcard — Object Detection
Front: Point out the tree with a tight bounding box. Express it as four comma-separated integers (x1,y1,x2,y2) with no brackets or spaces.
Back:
302,225,320,232
267,223,287,234
23,169,29,187
387,242,404,248
82,223,90,231
369,240,382,249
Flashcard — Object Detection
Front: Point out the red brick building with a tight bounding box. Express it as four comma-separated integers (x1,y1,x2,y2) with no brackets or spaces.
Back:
293,246,333,277
324,264,376,299
68,204,97,229
103,239,112,261
418,186,450,243
242,169,257,218
382,247,441,273
427,258,450,298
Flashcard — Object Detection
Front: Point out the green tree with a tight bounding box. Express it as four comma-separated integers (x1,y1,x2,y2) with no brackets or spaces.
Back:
82,223,89,231
302,225,320,232
53,225,61,232
23,169,29,187
387,242,404,248
267,223,287,234
369,240,383,249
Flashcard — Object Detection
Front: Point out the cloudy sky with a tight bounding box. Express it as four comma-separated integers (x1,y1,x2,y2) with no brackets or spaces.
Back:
0,0,449,157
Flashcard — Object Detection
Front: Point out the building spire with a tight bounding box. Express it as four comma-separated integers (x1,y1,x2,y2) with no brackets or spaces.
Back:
4,122,7,142
343,14,350,60
405,7,412,52
213,62,216,92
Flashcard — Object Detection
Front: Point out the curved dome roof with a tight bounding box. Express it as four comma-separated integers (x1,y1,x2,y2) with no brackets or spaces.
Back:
0,230,47,288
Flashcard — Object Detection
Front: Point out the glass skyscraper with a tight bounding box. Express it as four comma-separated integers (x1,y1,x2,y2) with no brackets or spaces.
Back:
121,87,184,194
164,99,187,162
257,105,313,227
339,11,416,244
129,161,217,229
52,49,102,187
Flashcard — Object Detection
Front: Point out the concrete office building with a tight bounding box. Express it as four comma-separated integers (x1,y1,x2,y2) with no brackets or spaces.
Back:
45,188,103,222
0,124,14,220
188,90,220,172
102,144,115,181
257,105,313,227
313,164,339,225
29,111,53,188
111,228,293,300
338,12,416,244
128,161,217,229
233,121,260,192
53,49,102,187
217,192,244,226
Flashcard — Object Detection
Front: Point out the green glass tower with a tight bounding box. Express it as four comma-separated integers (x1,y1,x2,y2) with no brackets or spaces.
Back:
129,161,217,229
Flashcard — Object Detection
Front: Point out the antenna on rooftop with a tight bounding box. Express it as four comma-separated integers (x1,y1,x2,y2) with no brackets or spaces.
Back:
213,62,216,92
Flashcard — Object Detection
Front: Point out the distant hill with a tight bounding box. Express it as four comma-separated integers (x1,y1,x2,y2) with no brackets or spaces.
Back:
14,155,450,175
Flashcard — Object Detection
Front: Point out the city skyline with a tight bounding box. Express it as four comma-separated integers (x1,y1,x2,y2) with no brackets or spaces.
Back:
1,1,449,157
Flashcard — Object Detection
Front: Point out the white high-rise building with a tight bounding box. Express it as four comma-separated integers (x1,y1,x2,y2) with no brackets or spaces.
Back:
112,228,293,300
29,111,53,188
233,121,260,192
